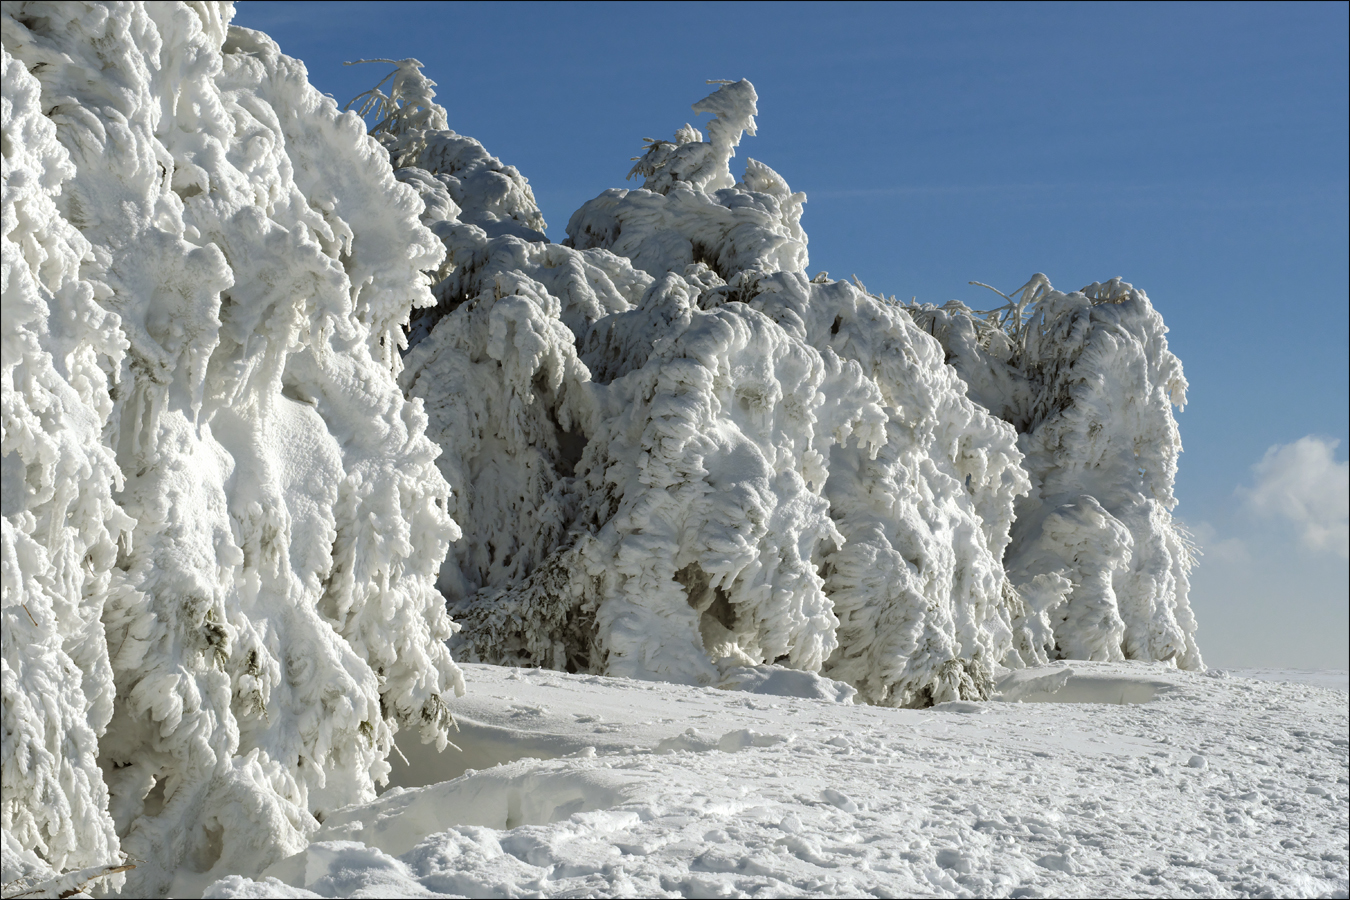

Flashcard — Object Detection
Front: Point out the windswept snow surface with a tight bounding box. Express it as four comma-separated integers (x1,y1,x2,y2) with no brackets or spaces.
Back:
204,662,1349,899
1222,668,1350,693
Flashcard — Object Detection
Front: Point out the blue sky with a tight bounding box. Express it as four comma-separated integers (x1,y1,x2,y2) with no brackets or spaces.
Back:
234,1,1348,667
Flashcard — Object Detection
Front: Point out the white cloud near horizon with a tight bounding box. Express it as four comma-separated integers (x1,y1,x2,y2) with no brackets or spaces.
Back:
1239,436,1349,559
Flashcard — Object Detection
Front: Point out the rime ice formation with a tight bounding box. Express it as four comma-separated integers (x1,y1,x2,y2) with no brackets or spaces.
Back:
392,71,1038,706
2,3,462,894
2,34,126,884
391,64,1199,701
2,6,1204,894
908,276,1202,669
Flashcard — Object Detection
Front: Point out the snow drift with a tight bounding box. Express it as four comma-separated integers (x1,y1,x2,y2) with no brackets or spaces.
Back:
1,2,1202,894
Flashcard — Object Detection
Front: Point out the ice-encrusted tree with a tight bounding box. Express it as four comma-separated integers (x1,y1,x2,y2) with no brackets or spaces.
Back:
2,3,464,893
908,275,1202,668
2,34,128,883
387,68,1041,704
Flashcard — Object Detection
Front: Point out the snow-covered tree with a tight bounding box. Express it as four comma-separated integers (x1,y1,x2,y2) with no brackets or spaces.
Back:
2,3,463,893
908,275,1202,668
391,71,1035,704
2,34,127,884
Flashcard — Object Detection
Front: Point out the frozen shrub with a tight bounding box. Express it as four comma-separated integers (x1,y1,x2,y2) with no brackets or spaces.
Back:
2,4,462,892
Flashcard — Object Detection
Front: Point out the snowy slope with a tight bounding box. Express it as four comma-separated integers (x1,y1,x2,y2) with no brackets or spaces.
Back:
204,662,1349,899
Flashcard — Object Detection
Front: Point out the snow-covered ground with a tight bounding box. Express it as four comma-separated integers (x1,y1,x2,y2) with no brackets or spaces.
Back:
204,662,1349,899
1223,669,1350,694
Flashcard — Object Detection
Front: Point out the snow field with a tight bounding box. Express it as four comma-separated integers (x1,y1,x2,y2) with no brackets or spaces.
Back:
206,663,1349,899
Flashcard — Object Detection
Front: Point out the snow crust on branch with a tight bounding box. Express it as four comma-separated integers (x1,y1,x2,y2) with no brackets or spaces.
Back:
2,3,462,893
572,80,807,281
